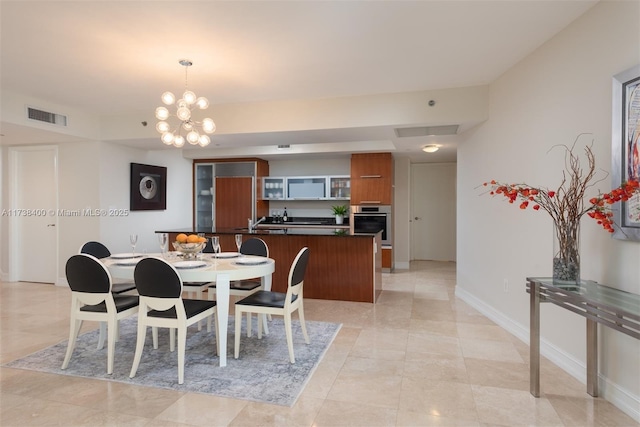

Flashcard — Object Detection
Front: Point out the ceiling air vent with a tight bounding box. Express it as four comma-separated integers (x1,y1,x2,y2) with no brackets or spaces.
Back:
27,107,67,126
394,125,459,137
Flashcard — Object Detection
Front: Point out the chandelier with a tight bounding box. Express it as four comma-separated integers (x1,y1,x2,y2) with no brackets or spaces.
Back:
155,59,216,147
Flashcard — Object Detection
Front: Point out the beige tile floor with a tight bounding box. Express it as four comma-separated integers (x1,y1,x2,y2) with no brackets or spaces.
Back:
1,261,638,426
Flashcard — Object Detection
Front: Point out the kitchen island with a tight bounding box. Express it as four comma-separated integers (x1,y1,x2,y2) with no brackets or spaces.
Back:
158,227,382,303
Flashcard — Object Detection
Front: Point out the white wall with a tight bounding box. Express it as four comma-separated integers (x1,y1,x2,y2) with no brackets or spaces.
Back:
56,142,102,281
96,144,193,258
0,141,194,283
267,157,351,218
0,142,104,283
394,157,411,269
1,147,7,278
457,1,640,420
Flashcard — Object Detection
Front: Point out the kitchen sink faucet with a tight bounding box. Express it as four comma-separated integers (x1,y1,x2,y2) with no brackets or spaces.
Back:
248,216,267,230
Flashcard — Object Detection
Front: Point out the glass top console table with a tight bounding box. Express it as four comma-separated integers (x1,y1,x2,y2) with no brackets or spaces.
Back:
526,277,640,397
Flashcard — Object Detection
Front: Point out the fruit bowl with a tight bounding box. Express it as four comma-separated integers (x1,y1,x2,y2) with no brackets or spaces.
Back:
172,241,207,259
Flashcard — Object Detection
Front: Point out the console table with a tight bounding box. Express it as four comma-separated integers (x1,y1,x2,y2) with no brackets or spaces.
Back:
527,277,640,397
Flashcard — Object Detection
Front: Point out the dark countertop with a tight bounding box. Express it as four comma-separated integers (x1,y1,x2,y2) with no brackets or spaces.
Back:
259,216,349,227
156,227,374,238
158,216,363,237
257,223,350,230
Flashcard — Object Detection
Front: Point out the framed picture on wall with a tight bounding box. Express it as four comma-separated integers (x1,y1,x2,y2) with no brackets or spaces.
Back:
130,163,167,211
611,64,640,241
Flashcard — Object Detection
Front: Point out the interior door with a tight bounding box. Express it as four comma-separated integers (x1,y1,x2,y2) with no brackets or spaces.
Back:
410,163,456,261
10,146,58,283
215,176,253,229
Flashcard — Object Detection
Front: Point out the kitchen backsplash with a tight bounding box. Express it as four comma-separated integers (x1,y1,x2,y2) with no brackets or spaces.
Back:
267,202,349,219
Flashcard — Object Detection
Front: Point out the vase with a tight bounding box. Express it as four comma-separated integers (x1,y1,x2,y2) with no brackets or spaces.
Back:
552,221,580,284
335,214,344,225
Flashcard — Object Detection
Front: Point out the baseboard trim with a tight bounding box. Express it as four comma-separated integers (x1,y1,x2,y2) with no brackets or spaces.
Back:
454,286,640,423
394,261,410,270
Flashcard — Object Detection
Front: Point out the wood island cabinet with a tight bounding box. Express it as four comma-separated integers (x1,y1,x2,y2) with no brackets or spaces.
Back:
382,246,393,271
350,153,393,205
164,230,383,303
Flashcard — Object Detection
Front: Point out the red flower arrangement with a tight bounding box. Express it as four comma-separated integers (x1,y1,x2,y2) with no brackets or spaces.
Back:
481,136,640,283
482,142,640,233
483,179,639,233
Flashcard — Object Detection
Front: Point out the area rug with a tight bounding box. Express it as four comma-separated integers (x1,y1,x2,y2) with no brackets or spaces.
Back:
4,316,341,407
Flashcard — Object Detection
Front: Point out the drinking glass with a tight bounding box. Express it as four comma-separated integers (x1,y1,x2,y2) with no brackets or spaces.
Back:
197,233,206,260
235,234,243,255
157,233,168,257
211,236,220,262
129,234,138,256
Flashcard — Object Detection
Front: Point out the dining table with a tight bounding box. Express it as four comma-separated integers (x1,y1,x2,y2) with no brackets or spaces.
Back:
105,252,275,367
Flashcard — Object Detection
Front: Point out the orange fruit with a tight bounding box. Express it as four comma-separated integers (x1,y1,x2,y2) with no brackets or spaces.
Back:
198,236,207,243
187,234,200,243
176,233,188,243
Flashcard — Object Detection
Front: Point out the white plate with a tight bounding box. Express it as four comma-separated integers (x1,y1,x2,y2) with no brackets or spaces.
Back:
114,259,141,267
233,257,268,266
111,253,143,259
174,260,207,269
213,252,240,259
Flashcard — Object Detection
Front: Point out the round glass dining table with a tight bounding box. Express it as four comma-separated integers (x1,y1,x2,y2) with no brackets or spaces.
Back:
105,253,275,367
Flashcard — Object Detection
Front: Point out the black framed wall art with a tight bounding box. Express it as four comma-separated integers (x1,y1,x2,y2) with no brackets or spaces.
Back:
130,163,167,211
611,64,640,241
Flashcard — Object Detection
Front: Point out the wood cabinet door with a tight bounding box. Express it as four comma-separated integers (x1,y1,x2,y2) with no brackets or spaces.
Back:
350,177,392,204
351,153,393,204
382,247,393,269
351,153,392,177
215,176,253,229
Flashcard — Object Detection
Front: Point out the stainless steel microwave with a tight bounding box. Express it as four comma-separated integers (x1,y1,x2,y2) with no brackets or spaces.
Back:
350,205,392,246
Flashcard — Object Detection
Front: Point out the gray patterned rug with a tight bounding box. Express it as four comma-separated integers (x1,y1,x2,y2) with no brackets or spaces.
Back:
4,316,341,407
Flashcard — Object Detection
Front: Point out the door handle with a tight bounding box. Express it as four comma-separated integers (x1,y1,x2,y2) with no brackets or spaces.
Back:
47,223,56,227
414,217,421,220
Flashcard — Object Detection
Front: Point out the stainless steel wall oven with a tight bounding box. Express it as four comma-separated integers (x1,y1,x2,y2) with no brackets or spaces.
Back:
350,205,392,246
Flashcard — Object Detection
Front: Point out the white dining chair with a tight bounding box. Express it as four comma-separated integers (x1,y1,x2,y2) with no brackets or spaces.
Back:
62,254,139,375
129,257,217,385
234,247,310,363
208,237,270,335
79,241,138,294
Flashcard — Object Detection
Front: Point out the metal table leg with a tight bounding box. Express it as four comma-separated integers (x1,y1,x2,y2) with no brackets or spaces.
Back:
530,280,541,397
586,317,598,396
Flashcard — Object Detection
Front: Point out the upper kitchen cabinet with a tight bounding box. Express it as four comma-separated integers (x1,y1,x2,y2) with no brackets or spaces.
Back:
287,177,326,200
262,177,285,200
193,159,269,229
261,175,351,200
328,176,351,200
350,153,393,205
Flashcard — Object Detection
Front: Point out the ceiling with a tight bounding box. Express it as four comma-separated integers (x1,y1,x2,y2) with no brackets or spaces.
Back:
0,1,597,162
